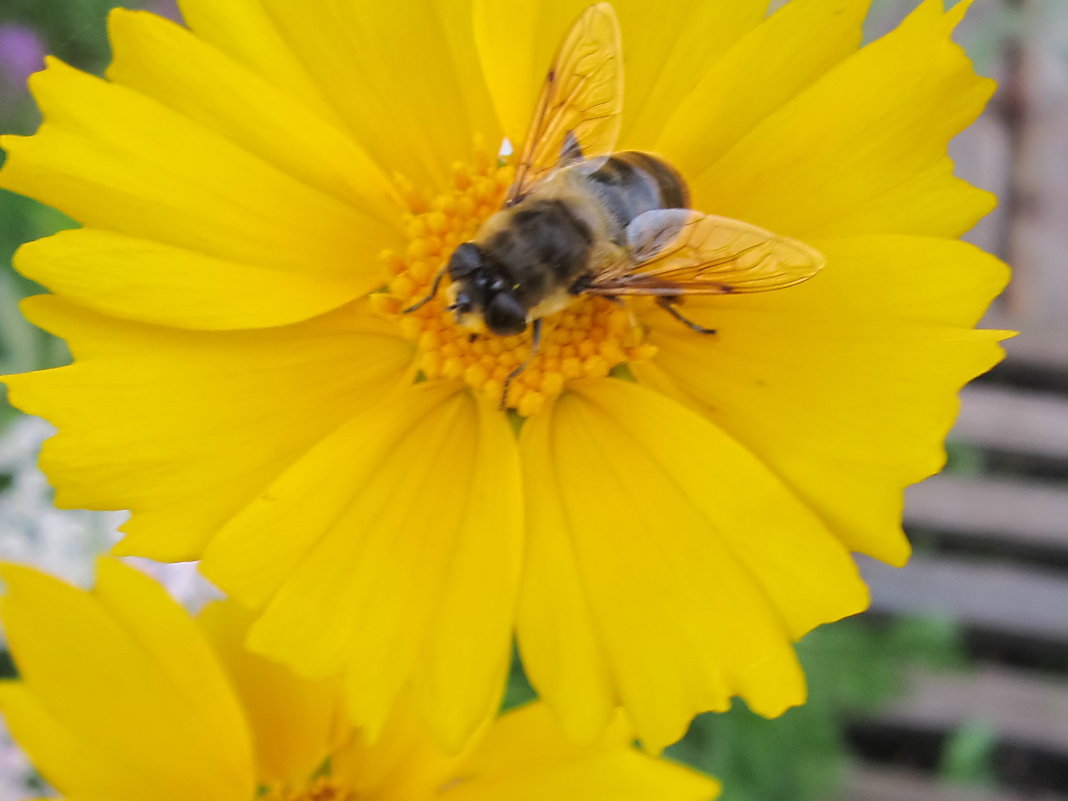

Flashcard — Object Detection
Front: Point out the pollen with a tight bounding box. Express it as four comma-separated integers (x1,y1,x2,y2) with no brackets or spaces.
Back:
261,778,355,801
376,143,656,416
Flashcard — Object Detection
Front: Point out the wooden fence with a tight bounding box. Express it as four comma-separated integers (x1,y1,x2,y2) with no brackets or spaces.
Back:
841,2,1068,798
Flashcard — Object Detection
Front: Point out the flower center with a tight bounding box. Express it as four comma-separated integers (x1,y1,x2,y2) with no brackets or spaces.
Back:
374,142,656,417
261,779,354,801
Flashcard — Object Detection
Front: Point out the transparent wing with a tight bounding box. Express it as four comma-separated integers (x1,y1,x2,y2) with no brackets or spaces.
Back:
504,3,623,206
586,209,826,295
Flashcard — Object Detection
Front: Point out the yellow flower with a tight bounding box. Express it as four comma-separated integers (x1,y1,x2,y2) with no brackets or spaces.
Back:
0,559,718,801
1,0,1008,751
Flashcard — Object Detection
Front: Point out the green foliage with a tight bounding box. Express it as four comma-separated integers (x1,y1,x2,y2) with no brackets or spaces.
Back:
0,0,126,420
502,647,538,711
499,616,967,801
0,0,138,173
941,719,998,788
0,190,73,423
944,438,989,479
0,0,128,76
664,616,965,801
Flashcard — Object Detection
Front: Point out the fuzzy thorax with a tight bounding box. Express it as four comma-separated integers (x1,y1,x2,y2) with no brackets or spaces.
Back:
374,144,656,417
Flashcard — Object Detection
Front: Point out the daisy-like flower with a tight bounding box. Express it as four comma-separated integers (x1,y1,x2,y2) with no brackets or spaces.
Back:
0,559,718,801
2,0,1008,751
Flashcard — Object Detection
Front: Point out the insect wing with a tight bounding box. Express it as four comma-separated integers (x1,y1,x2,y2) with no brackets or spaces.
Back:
587,209,826,295
505,2,623,206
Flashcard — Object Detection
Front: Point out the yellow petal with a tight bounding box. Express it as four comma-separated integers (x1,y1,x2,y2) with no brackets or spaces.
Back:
256,0,500,191
332,701,717,801
0,561,254,801
106,9,399,225
0,682,154,801
330,697,466,799
3,295,414,561
692,0,994,239
816,155,995,239
444,704,719,801
204,384,523,751
758,235,1010,327
14,229,371,331
474,0,767,153
519,379,869,751
653,0,869,179
0,58,389,284
614,0,769,148
632,235,1008,565
176,0,341,125
198,600,346,787
514,422,616,744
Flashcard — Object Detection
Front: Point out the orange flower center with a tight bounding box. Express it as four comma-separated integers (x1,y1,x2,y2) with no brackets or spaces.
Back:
374,143,656,416
262,778,354,801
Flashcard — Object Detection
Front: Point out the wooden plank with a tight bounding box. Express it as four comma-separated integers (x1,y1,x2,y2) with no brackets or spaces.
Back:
951,0,1013,261
952,109,1012,259
864,665,1068,754
905,475,1068,550
845,767,1033,801
776,0,1014,264
1002,0,1068,329
861,554,1068,642
984,321,1068,373
954,385,1068,460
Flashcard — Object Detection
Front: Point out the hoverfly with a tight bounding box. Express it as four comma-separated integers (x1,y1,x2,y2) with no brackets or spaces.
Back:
408,3,824,404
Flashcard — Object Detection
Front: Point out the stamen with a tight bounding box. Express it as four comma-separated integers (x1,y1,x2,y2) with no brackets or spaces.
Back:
375,140,657,416
261,778,354,801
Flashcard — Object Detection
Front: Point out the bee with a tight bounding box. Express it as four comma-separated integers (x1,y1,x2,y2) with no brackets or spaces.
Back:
406,2,824,403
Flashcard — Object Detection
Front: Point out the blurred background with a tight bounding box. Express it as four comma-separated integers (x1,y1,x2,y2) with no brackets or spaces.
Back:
0,1,1066,800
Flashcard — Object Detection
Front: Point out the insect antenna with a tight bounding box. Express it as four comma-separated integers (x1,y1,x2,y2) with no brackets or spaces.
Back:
403,266,447,314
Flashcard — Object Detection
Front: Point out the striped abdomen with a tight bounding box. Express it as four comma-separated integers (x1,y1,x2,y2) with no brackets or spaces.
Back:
585,151,690,243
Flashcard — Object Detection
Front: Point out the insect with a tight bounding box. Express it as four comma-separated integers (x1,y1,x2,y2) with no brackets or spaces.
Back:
406,2,824,404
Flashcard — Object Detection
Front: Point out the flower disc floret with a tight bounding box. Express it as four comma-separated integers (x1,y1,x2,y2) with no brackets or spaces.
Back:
263,779,354,801
0,561,720,801
375,143,656,417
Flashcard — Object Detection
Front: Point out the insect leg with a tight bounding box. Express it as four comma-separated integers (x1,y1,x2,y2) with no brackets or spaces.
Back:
568,272,593,294
656,296,717,335
500,318,542,410
403,266,447,314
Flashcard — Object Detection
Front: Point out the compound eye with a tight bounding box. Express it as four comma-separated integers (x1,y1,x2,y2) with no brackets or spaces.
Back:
484,292,528,336
448,242,483,280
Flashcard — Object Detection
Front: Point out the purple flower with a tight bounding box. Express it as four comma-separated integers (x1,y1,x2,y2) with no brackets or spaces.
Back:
0,24,45,97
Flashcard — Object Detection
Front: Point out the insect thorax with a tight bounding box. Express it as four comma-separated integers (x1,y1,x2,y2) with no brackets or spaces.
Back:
478,197,596,310
478,153,689,309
